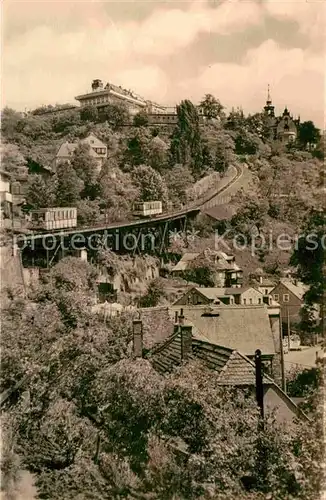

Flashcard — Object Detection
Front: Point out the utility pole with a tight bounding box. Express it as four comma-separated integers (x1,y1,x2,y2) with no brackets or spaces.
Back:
255,349,264,420
279,319,286,393
287,307,291,352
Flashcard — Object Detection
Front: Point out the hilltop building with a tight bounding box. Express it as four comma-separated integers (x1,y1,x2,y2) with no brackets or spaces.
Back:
263,85,299,145
53,133,107,171
75,79,206,124
75,79,166,116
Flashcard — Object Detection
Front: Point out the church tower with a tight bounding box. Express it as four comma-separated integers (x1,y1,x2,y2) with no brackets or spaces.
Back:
263,84,275,117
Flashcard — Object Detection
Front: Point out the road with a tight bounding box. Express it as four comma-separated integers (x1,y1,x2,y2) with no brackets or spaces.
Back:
284,345,322,373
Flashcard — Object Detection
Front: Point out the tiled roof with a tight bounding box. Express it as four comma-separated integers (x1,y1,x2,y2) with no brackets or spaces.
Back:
171,253,200,272
277,279,308,300
216,350,274,385
147,335,308,421
170,305,276,356
149,334,273,383
171,251,240,273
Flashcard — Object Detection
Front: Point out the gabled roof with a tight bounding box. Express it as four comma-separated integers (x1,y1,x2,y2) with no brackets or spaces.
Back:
171,251,240,273
147,334,309,421
171,253,200,272
275,279,308,300
56,142,77,158
56,134,106,160
170,305,276,356
81,133,107,149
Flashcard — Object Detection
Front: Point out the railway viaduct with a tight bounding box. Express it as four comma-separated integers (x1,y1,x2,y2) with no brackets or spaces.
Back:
16,164,245,268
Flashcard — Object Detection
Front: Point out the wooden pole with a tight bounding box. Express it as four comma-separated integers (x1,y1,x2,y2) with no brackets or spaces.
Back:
255,349,264,420
287,307,291,352
280,319,286,393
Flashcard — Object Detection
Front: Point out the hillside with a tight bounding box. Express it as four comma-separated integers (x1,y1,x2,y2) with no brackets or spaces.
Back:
1,98,324,265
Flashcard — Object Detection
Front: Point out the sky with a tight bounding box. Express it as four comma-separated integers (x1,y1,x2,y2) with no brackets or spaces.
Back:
2,0,325,127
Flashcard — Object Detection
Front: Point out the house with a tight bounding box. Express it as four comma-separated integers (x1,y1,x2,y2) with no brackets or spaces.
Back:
171,250,243,288
263,86,299,145
132,317,307,425
173,286,274,307
168,304,282,382
0,170,13,222
255,276,276,296
53,133,107,171
270,279,309,331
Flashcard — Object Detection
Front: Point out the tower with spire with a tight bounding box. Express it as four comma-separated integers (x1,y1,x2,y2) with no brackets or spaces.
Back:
262,85,298,145
264,84,275,117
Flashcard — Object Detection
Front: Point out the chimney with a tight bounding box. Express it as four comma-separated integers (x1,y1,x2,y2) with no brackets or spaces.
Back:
175,311,178,323
179,308,185,325
133,320,143,358
259,276,263,284
181,324,192,360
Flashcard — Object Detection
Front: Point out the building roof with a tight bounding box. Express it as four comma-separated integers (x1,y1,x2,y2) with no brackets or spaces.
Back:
81,133,106,149
147,332,308,422
258,278,276,287
149,332,272,384
170,305,276,356
56,142,78,158
276,279,309,300
171,251,240,273
171,253,200,272
56,134,106,160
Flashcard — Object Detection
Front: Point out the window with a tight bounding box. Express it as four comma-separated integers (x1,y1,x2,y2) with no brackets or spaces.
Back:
273,294,279,302
243,298,246,305
265,289,268,295
249,298,252,305
258,298,262,304
283,294,290,302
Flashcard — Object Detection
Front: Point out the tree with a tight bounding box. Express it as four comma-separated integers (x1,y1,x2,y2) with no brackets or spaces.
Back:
225,107,246,132
170,100,203,177
100,103,129,130
51,109,81,134
199,94,224,120
149,136,169,172
76,199,101,226
138,278,167,307
55,162,84,206
27,174,57,209
124,127,151,167
98,168,139,221
164,164,194,207
71,143,100,199
80,105,99,123
1,143,28,181
298,121,321,149
290,208,325,306
131,165,168,204
133,111,149,127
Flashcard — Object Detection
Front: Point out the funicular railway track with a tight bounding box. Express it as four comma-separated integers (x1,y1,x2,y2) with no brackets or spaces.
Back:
23,164,243,242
